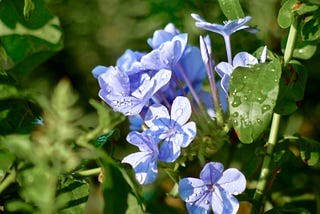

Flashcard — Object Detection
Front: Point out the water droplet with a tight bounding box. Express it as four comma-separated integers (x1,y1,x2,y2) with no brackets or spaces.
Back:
232,112,239,117
189,202,194,206
274,79,279,83
204,200,210,205
257,119,262,124
138,85,144,92
262,105,271,113
233,119,238,126
243,75,248,79
163,59,169,65
271,68,275,72
243,96,248,101
231,96,241,107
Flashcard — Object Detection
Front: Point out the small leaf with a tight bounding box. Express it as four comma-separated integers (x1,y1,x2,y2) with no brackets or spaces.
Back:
274,60,307,115
278,0,299,28
217,0,245,20
293,2,319,15
229,59,282,144
299,137,320,166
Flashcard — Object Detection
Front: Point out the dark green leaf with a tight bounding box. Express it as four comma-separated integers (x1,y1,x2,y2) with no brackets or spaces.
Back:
293,40,317,60
229,59,282,144
217,0,245,20
0,0,63,73
301,11,320,41
299,137,320,165
278,0,299,28
274,60,307,115
265,206,311,213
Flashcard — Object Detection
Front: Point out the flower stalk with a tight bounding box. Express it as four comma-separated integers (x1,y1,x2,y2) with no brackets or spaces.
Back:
252,16,299,213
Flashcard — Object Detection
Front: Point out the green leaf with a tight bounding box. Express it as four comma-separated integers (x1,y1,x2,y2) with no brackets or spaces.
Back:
0,0,63,73
274,60,307,115
229,59,282,144
278,0,299,29
56,176,89,213
217,0,245,20
0,151,15,181
293,40,317,60
301,11,320,41
299,137,320,166
293,2,319,15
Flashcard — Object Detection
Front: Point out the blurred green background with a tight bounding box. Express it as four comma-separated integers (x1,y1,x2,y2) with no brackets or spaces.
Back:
19,0,319,141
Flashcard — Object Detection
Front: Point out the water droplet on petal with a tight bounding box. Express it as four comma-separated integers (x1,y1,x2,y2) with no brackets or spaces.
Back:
175,108,183,117
204,200,210,205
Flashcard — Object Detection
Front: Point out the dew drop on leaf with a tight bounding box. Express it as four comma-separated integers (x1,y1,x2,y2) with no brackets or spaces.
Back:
231,96,241,107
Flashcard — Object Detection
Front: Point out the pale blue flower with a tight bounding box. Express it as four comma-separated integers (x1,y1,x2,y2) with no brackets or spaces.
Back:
97,66,171,115
179,162,246,214
144,96,196,162
122,131,159,185
191,14,256,37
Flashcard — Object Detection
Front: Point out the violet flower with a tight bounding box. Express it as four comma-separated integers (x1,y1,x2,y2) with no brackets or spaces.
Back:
122,131,159,185
144,96,196,162
179,162,246,214
97,66,171,115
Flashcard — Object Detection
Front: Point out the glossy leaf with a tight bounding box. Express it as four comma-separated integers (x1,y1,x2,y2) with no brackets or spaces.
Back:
274,60,307,115
278,0,299,29
229,59,281,144
217,0,245,20
0,0,63,73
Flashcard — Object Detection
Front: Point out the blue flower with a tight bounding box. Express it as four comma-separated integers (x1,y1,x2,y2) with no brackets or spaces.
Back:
122,131,159,185
215,52,259,96
144,96,196,162
191,14,256,37
147,23,180,49
179,162,246,214
97,66,171,115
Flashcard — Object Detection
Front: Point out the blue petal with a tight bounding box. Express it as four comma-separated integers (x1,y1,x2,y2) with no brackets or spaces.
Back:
126,131,159,153
158,140,181,162
224,16,252,35
186,191,212,214
92,65,108,78
211,186,240,214
215,62,233,77
200,162,224,185
98,66,130,96
181,121,197,147
217,168,246,195
151,69,172,94
128,115,144,131
233,52,258,68
116,49,145,72
122,151,158,185
179,178,207,203
171,96,191,125
144,104,170,128
147,30,175,49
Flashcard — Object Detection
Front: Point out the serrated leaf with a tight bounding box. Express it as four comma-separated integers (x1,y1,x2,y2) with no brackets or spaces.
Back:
299,137,320,165
274,60,307,115
0,0,63,73
229,60,282,144
217,0,245,20
278,0,299,28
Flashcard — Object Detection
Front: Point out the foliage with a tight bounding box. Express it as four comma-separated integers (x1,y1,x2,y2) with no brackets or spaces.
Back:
0,0,320,214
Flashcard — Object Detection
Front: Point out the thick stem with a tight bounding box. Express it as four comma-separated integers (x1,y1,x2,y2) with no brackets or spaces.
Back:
251,17,299,214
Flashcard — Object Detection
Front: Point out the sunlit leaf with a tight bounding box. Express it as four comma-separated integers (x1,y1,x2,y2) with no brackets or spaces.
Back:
229,59,282,144
274,60,307,115
0,0,63,73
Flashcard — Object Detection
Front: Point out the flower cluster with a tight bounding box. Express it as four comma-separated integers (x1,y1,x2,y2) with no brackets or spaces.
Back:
92,14,256,214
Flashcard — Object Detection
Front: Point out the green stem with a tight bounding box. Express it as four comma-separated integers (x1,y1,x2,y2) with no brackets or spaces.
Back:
0,169,16,194
252,17,299,213
74,167,102,177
